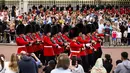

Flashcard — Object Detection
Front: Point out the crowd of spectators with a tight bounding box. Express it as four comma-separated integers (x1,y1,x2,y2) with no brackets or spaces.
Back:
0,51,130,73
0,4,130,46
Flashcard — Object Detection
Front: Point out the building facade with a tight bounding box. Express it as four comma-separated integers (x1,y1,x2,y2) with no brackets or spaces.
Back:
0,0,130,12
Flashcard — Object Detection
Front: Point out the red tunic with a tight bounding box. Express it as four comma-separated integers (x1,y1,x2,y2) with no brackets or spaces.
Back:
26,34,35,53
16,35,28,54
69,41,84,58
34,33,43,52
43,36,57,56
77,36,88,56
62,34,72,42
52,37,63,55
85,36,93,54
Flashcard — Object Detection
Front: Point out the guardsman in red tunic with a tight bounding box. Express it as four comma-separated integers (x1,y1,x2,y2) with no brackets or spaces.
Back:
56,24,66,53
25,24,34,53
43,24,59,65
62,25,71,55
16,24,29,54
85,24,96,67
92,32,102,62
34,24,45,64
51,25,61,55
69,26,91,58
34,24,43,55
76,23,90,72
69,27,84,58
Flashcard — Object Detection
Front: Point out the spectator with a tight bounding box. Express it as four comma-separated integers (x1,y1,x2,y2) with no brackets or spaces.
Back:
18,51,38,73
103,54,113,73
116,60,122,65
0,54,6,73
114,52,130,73
69,56,84,73
4,53,19,73
43,60,56,73
51,53,72,73
30,53,42,68
98,19,105,34
116,29,122,45
91,58,107,73
127,20,130,45
112,28,117,46
123,30,127,45
104,21,112,42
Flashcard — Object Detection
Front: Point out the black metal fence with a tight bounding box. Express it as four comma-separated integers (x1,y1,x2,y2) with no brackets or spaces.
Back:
1,0,130,10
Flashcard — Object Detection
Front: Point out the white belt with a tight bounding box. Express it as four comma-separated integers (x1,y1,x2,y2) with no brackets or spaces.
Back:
70,50,80,53
17,45,25,48
44,46,52,48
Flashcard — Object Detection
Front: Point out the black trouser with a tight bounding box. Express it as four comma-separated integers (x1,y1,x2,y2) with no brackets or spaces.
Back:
88,53,95,68
94,47,102,63
45,56,56,65
81,55,90,72
10,31,15,42
127,33,130,45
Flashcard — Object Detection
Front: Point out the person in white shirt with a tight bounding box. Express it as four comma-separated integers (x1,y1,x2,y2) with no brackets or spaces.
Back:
116,29,122,46
51,53,72,73
116,29,122,45
98,19,105,34
69,56,84,73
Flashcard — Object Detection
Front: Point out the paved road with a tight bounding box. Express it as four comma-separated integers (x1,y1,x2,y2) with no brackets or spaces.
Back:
0,45,130,73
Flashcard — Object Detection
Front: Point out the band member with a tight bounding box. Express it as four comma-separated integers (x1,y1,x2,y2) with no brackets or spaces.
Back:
43,24,60,65
56,24,65,53
34,24,45,64
85,24,95,68
69,27,82,58
25,24,34,53
76,23,90,72
62,25,71,55
69,27,90,58
16,24,29,54
92,31,102,63
51,25,61,55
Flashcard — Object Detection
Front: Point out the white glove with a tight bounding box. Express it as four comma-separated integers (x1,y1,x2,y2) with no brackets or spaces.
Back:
58,46,61,48
85,43,91,47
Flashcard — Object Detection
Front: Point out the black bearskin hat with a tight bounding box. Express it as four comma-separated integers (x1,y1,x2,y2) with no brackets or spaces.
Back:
31,24,36,33
69,27,79,39
44,24,51,35
16,24,25,35
62,25,70,34
75,22,84,33
82,25,87,34
25,24,32,34
35,24,40,32
51,25,58,36
85,24,91,34
57,24,62,33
